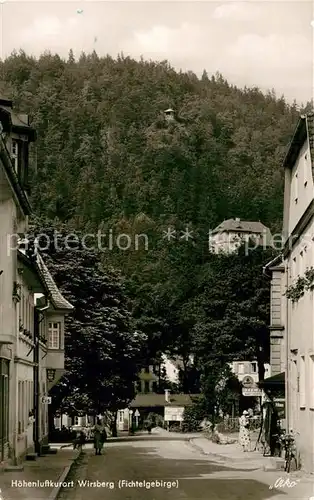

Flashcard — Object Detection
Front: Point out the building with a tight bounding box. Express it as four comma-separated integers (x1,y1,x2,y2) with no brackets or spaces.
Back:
209,218,272,254
229,361,271,384
263,113,314,472
0,96,73,463
129,391,199,429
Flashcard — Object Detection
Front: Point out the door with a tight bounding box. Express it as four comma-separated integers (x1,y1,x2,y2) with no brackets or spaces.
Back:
0,359,10,461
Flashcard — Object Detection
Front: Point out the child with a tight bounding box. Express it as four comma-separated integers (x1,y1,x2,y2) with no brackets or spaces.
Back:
73,430,86,451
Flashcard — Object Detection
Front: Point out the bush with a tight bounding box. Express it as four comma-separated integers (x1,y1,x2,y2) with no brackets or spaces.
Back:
182,400,207,432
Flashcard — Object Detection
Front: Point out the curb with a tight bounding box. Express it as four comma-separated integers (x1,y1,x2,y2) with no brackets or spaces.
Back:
188,439,267,470
48,449,82,500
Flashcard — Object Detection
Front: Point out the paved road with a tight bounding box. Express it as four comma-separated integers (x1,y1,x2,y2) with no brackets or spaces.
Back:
57,439,313,500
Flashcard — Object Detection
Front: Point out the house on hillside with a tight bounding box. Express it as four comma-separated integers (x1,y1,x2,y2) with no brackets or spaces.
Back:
261,113,314,473
0,96,73,464
209,218,272,254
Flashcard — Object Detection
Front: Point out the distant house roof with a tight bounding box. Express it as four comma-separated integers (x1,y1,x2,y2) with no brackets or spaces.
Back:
212,218,269,235
282,113,314,170
18,248,73,312
129,393,200,408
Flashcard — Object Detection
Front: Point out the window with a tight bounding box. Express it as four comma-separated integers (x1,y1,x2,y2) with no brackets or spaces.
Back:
300,250,304,275
310,355,314,408
11,140,18,172
251,362,257,373
144,381,149,393
48,322,61,349
294,172,298,203
119,411,124,423
238,363,244,374
292,257,297,279
300,355,305,408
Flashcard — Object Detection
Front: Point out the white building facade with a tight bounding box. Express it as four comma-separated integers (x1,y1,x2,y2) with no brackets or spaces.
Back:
266,113,314,473
0,97,73,463
209,218,272,254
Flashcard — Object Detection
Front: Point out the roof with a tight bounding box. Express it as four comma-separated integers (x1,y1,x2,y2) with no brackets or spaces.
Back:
18,247,73,312
0,138,32,215
0,98,36,141
129,393,200,408
258,372,285,388
36,253,74,311
212,218,270,235
282,113,314,171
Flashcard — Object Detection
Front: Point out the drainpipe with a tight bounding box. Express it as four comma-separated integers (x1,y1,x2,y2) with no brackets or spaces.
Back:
34,301,50,455
285,264,289,433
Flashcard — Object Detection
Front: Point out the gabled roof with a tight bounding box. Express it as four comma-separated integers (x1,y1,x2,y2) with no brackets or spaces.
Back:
129,393,200,408
282,113,314,170
36,253,74,311
18,247,73,312
212,218,269,235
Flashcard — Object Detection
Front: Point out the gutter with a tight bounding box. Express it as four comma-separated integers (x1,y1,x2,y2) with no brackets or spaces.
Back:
33,300,50,455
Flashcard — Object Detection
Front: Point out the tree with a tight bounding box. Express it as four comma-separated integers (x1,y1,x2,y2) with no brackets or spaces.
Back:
192,244,278,385
29,221,146,424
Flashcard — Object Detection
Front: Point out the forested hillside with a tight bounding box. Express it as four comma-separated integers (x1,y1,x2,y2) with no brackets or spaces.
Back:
0,50,309,384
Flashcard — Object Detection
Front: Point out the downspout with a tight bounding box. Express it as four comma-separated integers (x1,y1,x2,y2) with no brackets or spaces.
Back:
34,301,50,455
285,263,289,433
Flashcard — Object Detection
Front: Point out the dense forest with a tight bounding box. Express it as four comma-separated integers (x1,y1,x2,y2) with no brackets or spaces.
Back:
1,50,312,409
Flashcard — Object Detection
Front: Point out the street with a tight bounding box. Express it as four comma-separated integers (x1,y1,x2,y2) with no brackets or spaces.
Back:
56,438,313,500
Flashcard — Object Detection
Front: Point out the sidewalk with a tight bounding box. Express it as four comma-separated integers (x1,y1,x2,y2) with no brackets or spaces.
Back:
0,448,80,500
189,436,285,471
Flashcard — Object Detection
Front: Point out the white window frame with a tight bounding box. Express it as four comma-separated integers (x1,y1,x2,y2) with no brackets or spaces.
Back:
11,140,18,172
309,354,314,409
238,363,244,374
48,322,61,349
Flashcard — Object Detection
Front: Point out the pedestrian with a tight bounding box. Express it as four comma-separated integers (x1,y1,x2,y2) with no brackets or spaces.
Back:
73,430,86,451
93,418,105,455
238,410,250,452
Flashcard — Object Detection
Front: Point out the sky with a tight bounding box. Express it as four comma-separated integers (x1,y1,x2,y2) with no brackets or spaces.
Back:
0,0,313,105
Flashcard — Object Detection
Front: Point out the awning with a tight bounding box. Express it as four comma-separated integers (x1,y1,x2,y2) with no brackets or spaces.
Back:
258,372,285,387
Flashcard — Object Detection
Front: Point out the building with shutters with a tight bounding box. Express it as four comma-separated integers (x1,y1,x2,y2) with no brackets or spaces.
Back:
0,97,73,464
263,113,314,473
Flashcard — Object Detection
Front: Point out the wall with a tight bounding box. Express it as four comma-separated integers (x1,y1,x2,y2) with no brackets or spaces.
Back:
287,141,313,236
269,267,286,376
285,216,314,472
209,231,262,254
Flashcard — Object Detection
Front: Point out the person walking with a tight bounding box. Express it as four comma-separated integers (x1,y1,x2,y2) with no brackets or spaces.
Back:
239,410,250,452
93,418,105,455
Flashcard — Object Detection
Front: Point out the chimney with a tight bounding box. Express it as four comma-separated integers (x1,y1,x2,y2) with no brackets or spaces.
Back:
165,389,170,403
235,218,240,222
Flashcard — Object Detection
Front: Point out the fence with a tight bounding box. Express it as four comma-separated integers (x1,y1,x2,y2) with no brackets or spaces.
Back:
215,416,262,434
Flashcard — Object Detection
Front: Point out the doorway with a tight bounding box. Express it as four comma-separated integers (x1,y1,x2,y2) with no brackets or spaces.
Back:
0,359,10,461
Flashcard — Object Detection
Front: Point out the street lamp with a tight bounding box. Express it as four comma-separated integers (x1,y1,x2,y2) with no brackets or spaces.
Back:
47,369,56,382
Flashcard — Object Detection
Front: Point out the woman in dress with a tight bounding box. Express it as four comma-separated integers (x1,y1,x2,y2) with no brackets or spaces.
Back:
238,410,250,452
93,418,104,455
